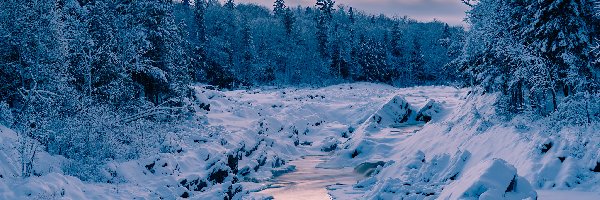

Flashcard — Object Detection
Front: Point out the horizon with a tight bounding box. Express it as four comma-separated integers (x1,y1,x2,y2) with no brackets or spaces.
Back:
236,0,470,26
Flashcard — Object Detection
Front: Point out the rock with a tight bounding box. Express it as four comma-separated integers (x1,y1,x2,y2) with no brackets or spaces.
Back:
321,136,340,152
366,95,413,130
354,161,386,176
416,100,442,123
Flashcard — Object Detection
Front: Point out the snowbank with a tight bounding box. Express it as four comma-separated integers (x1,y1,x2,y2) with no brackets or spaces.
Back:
327,88,600,199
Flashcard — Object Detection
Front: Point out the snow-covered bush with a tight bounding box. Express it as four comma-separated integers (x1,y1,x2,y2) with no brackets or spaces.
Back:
52,100,192,181
0,101,12,127
552,93,600,126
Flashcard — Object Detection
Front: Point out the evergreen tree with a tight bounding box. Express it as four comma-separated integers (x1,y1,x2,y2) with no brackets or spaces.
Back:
522,0,597,96
315,0,335,58
358,37,388,82
273,0,286,17
316,0,335,19
282,7,295,36
410,37,426,83
193,0,208,82
224,0,235,10
390,21,403,58
239,22,255,85
439,24,451,48
456,0,599,116
348,7,355,24
330,42,349,79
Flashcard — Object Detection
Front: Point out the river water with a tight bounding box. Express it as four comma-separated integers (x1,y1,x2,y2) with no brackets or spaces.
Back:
257,155,362,200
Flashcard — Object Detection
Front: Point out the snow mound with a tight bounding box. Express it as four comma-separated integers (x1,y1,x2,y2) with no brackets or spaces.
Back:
365,95,413,130
439,159,537,200
416,99,443,123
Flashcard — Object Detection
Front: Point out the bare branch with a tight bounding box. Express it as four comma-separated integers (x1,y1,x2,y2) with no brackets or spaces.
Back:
461,0,475,7
117,99,186,124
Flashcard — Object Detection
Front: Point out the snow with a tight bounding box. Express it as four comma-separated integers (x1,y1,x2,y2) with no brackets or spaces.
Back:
1,83,599,199
323,87,600,199
537,190,600,200
438,159,536,200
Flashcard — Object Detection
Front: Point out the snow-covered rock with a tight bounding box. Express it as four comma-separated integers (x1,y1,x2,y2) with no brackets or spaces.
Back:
438,159,537,200
416,99,443,123
365,95,413,130
320,136,340,152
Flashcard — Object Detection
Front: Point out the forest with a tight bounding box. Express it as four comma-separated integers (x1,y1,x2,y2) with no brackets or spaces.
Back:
0,0,463,179
0,0,599,199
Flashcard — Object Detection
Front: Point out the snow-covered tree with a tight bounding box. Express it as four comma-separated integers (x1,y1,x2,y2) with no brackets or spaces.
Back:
273,0,286,17
457,0,599,116
409,37,426,83
358,36,389,82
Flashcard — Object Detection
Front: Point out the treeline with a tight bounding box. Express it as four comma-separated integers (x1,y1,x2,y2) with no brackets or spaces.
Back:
0,0,461,180
178,0,464,87
455,0,600,123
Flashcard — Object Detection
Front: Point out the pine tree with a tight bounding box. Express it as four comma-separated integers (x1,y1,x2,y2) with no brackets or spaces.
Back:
456,0,599,115
193,0,208,82
315,0,335,58
410,37,425,84
282,7,295,36
224,0,235,10
358,37,388,82
130,0,189,104
522,0,597,97
439,24,451,48
348,7,355,24
273,0,286,17
239,22,254,85
330,42,349,79
390,21,403,58
316,0,335,19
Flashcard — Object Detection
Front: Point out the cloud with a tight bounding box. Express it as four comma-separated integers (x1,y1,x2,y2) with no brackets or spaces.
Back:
237,0,469,26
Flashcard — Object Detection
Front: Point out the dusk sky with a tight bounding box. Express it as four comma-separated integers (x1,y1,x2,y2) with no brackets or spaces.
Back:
237,0,470,26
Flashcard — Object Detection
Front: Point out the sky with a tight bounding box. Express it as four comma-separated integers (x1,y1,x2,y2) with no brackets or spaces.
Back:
237,0,470,26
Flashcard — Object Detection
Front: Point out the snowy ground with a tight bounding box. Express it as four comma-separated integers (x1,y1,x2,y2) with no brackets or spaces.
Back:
1,82,599,199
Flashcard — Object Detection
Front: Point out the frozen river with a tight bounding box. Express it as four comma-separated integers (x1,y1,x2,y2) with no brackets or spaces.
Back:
258,155,362,200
